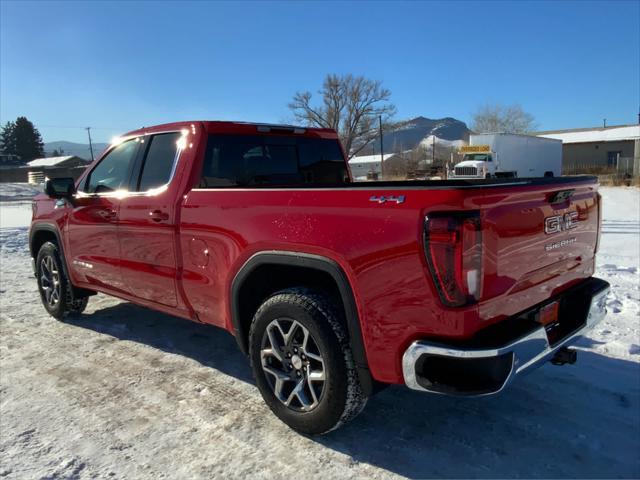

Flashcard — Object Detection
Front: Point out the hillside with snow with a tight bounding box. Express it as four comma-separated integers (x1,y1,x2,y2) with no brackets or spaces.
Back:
44,141,109,160
356,116,471,156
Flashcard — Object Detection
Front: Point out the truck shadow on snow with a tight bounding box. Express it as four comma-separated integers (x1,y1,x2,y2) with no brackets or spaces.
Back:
67,301,255,384
67,302,640,479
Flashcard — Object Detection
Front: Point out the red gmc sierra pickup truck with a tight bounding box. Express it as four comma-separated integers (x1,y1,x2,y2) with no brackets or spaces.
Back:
30,121,610,434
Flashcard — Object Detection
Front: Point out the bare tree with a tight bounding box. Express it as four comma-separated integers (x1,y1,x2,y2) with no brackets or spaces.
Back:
471,104,537,134
289,74,396,158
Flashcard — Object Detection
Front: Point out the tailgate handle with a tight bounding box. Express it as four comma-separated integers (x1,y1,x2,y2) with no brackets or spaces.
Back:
548,189,575,205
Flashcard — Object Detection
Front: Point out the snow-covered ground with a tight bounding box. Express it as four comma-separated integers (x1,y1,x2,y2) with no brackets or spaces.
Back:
0,184,638,478
0,183,40,228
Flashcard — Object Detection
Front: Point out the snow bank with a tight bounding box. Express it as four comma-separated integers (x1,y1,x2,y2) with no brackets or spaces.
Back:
0,182,41,202
0,203,33,228
588,187,640,361
0,183,38,228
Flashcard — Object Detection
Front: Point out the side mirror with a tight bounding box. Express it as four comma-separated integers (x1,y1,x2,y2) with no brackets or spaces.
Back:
44,177,76,199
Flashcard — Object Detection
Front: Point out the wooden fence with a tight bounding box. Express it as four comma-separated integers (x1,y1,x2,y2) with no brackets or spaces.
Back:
563,156,638,177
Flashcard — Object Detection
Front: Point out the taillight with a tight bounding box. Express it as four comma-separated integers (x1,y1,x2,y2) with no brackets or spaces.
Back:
424,212,482,307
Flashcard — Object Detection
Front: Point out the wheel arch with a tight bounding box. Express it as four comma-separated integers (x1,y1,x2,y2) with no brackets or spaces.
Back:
29,223,68,273
231,251,374,394
29,223,94,298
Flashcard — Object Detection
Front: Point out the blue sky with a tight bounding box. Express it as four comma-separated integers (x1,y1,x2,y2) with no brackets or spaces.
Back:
1,0,638,143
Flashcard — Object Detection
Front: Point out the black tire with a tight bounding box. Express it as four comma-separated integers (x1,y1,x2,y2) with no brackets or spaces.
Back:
249,288,367,435
36,241,88,320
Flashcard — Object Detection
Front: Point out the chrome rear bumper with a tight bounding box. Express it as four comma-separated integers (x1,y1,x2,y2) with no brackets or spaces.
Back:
402,279,610,396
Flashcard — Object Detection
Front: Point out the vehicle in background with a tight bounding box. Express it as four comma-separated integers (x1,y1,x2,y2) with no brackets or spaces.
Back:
449,133,562,179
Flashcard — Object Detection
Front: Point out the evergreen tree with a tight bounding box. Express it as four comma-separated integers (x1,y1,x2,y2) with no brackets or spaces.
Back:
0,121,16,156
0,117,45,163
13,117,45,161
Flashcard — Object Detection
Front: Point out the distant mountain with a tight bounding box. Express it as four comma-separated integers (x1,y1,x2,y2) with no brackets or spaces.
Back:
357,116,471,156
44,141,109,160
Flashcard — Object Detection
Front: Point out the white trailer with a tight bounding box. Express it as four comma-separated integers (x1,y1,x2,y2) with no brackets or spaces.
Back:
449,133,562,179
348,154,394,181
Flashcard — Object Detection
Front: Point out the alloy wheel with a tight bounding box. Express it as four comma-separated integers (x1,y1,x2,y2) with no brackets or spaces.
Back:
260,318,326,412
40,255,61,307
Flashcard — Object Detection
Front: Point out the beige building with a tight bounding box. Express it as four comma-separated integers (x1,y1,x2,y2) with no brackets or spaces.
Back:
537,124,639,176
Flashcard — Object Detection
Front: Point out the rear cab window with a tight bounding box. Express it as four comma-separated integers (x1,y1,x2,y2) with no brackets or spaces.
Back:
198,135,348,187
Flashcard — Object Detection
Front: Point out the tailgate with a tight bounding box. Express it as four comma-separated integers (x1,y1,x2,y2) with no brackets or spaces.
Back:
477,178,599,320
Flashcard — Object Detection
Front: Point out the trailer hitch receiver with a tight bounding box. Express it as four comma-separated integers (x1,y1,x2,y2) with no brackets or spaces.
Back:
551,347,577,365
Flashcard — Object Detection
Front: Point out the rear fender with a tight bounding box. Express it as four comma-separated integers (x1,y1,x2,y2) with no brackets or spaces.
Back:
230,251,375,394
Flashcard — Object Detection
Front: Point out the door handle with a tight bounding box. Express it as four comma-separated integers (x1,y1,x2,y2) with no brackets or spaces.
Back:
98,208,117,220
149,210,169,222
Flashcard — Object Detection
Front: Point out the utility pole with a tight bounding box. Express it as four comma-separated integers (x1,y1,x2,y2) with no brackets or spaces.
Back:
86,127,95,161
432,135,435,164
379,115,384,179
603,118,607,128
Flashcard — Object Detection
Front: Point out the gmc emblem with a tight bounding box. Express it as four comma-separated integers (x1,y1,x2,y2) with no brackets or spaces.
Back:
545,211,578,235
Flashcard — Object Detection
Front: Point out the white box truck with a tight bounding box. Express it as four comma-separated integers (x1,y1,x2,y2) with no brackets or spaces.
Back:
449,133,562,179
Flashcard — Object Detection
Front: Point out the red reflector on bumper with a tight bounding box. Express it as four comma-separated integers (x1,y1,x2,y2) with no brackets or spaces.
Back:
539,301,559,326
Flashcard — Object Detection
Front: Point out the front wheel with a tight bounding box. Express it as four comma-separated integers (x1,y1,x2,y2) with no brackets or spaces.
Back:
249,288,367,435
36,241,88,319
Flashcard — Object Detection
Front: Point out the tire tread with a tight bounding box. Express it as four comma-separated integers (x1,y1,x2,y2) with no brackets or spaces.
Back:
249,287,367,434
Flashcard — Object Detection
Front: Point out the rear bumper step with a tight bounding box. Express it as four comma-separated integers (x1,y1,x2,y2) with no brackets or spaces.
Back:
402,278,610,396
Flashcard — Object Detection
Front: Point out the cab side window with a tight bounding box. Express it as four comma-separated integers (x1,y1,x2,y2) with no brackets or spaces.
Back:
84,139,139,194
136,132,181,191
199,135,347,187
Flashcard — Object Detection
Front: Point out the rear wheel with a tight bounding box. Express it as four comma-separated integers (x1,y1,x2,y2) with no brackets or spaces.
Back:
36,241,88,319
249,288,367,435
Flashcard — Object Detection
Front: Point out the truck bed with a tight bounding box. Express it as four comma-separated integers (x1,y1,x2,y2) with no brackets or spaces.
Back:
182,174,600,383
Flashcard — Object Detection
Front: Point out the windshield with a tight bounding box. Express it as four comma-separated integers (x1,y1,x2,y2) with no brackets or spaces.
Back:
463,153,492,162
